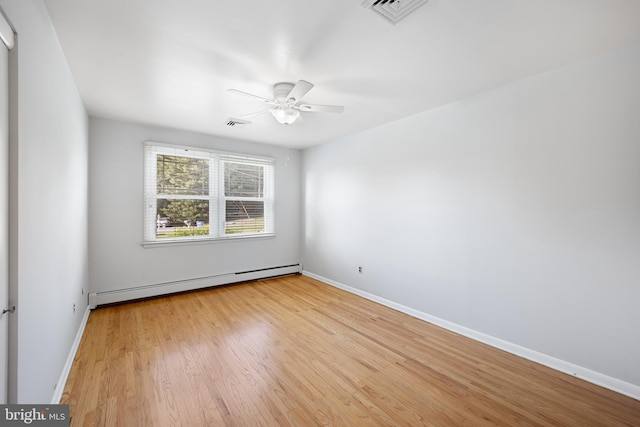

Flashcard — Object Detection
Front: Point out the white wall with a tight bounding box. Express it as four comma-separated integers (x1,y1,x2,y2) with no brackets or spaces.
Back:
89,118,301,295
0,0,89,403
303,42,640,390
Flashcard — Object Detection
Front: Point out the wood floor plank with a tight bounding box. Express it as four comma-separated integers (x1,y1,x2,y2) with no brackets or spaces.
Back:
61,274,640,426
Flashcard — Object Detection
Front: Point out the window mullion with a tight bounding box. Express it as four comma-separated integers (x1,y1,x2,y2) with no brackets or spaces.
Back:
209,154,218,238
218,158,226,236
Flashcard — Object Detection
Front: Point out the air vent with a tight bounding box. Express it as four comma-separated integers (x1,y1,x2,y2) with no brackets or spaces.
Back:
226,118,251,127
361,0,429,24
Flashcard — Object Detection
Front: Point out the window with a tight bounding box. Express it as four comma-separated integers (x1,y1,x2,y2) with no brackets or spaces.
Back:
144,142,274,244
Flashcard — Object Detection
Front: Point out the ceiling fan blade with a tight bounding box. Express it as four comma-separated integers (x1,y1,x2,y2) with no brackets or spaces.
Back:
228,88,275,104
239,109,271,119
297,103,344,113
286,80,314,103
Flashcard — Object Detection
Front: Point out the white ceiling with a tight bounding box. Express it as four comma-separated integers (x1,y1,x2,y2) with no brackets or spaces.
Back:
44,0,640,149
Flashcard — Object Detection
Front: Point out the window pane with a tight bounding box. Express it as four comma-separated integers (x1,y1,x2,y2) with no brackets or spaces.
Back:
157,155,209,196
156,199,209,238
225,200,264,234
224,163,263,197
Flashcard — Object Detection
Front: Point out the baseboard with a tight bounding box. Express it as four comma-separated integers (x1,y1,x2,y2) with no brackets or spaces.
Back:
89,264,301,308
302,270,640,402
51,306,91,404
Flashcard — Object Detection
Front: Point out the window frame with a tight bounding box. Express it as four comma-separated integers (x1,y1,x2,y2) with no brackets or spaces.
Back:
143,141,275,247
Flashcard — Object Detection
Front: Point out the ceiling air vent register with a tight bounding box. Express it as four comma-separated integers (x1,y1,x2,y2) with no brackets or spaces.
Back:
361,0,430,24
226,118,250,127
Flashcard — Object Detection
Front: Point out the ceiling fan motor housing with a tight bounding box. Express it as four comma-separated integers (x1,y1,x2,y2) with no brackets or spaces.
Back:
273,82,295,103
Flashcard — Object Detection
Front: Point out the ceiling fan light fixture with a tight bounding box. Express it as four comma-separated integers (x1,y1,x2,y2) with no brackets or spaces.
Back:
270,107,300,125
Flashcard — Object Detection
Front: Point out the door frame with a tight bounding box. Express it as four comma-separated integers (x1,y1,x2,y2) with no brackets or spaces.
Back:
0,6,15,404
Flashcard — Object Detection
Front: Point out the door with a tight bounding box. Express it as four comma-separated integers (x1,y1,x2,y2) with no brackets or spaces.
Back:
0,9,14,404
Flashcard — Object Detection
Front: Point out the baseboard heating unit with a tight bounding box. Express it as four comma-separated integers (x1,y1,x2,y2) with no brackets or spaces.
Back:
88,264,301,309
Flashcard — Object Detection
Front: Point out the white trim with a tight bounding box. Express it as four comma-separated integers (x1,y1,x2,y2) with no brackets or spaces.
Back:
51,307,91,404
0,9,14,50
89,265,301,309
144,140,275,164
302,271,640,402
141,232,275,248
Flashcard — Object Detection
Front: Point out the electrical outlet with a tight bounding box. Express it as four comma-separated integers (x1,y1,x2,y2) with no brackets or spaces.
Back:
358,266,363,274
73,303,76,313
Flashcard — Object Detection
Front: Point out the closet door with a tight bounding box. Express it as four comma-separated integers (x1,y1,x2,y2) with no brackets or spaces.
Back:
0,9,14,404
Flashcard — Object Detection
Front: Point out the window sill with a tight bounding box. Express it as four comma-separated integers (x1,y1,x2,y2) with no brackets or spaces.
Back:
141,233,275,248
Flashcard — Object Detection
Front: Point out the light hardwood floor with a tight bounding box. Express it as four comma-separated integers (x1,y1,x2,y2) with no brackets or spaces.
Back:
61,274,640,426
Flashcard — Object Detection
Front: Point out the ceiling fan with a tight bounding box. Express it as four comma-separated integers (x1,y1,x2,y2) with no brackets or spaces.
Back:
228,80,344,126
